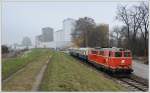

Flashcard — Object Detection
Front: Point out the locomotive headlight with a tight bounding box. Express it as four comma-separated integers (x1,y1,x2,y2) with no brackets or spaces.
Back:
106,58,108,62
121,60,125,64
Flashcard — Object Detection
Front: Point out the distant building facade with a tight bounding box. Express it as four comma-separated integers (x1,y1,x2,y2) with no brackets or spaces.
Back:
54,29,65,48
35,18,76,49
35,27,54,48
54,29,64,42
42,27,53,42
63,18,76,42
53,18,76,49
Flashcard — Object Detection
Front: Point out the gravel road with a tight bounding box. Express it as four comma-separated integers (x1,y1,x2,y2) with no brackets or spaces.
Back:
132,60,149,80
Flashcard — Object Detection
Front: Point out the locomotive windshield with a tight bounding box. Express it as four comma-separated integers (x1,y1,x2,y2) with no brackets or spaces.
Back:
115,52,122,57
115,51,131,57
124,52,131,57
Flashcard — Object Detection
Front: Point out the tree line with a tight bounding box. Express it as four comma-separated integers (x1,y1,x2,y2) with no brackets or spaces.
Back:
71,2,148,57
2,37,32,54
111,2,148,56
71,17,109,48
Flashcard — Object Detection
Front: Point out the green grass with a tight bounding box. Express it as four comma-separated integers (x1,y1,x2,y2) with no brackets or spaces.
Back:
2,49,52,91
2,48,51,80
40,52,125,91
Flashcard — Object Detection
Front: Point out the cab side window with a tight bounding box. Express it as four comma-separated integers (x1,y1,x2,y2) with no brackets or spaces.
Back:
99,51,104,56
109,52,111,57
91,50,97,54
109,51,113,57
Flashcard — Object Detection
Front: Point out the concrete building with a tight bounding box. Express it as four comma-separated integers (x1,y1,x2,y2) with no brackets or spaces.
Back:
63,18,76,42
54,29,65,48
35,27,54,48
35,18,76,49
54,29,64,42
53,18,76,49
42,27,53,42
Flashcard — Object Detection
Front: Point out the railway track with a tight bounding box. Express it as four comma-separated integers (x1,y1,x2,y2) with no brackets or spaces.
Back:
70,55,149,92
116,77,148,91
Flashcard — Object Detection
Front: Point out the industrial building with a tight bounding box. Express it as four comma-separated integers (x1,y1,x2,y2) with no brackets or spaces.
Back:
35,27,54,48
35,18,76,49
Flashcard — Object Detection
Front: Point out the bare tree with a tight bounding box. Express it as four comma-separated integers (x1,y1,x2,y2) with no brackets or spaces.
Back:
116,5,131,49
72,17,96,47
138,2,149,56
110,26,122,47
96,24,109,47
116,2,149,56
72,17,109,48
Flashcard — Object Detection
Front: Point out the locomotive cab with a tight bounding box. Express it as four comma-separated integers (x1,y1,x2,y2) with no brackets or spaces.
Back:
108,50,133,73
88,48,133,74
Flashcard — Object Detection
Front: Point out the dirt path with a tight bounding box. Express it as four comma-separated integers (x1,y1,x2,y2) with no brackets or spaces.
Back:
2,56,51,91
31,57,51,91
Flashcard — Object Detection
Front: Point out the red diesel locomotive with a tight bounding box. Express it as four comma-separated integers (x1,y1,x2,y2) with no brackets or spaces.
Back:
88,48,133,73
69,47,133,74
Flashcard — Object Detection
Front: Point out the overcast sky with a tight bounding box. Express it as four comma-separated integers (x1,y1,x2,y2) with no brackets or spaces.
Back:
2,0,143,46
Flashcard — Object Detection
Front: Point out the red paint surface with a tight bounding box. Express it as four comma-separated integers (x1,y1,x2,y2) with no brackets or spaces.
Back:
88,49,132,70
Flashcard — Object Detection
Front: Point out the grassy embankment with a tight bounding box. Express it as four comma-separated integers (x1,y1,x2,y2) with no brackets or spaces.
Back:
2,48,51,80
2,48,52,91
40,52,125,91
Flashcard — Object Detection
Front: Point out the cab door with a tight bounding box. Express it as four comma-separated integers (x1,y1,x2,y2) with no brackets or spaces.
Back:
88,50,98,62
107,51,114,68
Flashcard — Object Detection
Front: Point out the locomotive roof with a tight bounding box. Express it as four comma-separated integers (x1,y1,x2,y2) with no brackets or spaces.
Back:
79,47,93,50
98,48,130,52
